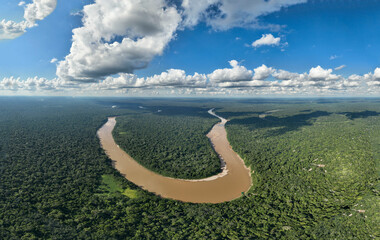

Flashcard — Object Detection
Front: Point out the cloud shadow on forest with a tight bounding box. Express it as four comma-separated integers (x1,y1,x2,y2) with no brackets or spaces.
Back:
339,110,380,120
228,111,331,136
229,110,380,136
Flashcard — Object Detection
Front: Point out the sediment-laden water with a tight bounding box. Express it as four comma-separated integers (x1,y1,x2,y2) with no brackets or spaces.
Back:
97,110,252,203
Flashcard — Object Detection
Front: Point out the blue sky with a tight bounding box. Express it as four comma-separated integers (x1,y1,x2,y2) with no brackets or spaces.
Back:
0,0,379,96
0,0,86,79
146,1,380,77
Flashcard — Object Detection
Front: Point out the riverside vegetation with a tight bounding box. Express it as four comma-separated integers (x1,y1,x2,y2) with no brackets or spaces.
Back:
0,97,378,239
113,111,220,179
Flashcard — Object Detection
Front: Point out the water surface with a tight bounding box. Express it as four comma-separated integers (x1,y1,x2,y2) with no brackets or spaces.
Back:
97,110,252,203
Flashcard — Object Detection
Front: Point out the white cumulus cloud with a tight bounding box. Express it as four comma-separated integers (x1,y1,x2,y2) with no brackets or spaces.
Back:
53,0,306,83
309,66,339,81
0,0,57,40
0,20,31,39
57,0,181,81
252,34,281,48
0,76,68,92
3,64,380,96
273,69,300,80
253,64,275,80
146,69,207,88
90,74,145,90
208,60,253,83
366,68,380,86
374,68,380,79
24,0,57,24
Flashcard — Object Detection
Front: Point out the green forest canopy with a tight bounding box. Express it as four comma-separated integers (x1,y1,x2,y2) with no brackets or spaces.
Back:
0,97,378,239
113,109,220,179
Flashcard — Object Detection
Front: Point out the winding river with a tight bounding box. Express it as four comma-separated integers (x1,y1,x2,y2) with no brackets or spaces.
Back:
97,109,252,203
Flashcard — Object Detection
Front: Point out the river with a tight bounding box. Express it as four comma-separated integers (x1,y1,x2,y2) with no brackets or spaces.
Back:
97,109,252,203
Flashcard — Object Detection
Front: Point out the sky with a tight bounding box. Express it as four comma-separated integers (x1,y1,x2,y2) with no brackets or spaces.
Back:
0,0,379,97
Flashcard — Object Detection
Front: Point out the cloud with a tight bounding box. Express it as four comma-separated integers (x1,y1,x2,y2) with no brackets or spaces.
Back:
366,68,380,86
55,0,306,82
273,69,300,80
208,60,253,83
347,74,362,82
329,55,338,60
0,76,68,92
309,66,339,81
24,0,57,24
0,20,31,40
70,10,83,17
90,74,145,90
146,69,207,88
206,63,368,95
0,0,57,40
340,77,361,88
252,34,281,48
181,0,219,28
334,65,346,71
181,0,307,30
6,0,374,98
217,79,270,88
374,68,380,80
253,64,275,80
57,0,181,81
87,69,207,91
2,59,379,97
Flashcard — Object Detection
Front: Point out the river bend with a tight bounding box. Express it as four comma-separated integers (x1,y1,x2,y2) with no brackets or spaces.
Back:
97,109,252,203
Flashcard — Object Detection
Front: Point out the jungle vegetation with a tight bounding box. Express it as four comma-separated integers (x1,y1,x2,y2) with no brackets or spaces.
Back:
113,110,220,179
0,97,378,239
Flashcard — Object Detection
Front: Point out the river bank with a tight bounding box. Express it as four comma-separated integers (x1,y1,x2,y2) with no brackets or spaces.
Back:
97,109,252,203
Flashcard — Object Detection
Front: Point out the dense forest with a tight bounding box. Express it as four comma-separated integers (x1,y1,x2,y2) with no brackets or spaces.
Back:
113,110,220,179
0,97,378,239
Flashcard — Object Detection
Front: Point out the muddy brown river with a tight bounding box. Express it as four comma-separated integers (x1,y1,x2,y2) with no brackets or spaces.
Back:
97,109,252,203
